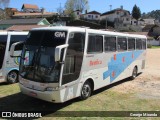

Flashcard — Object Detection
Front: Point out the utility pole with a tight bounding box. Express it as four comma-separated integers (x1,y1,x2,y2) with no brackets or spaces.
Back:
109,5,112,11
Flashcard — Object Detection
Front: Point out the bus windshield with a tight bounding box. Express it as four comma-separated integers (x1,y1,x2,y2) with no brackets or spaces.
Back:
0,35,7,69
20,30,67,83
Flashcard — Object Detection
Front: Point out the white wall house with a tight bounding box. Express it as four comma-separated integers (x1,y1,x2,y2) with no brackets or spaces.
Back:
81,11,101,21
100,7,131,22
143,19,155,25
131,18,145,26
155,19,160,25
73,10,82,19
148,39,160,46
100,7,131,28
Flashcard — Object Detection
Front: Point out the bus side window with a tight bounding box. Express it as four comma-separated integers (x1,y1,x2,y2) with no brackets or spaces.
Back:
9,35,27,51
117,37,127,51
104,36,116,52
128,38,135,50
136,39,143,50
87,35,103,53
142,39,146,49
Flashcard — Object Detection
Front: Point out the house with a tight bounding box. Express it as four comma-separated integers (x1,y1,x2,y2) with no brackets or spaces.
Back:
52,16,70,26
6,25,49,31
73,10,82,19
4,8,18,18
131,18,145,26
100,6,131,28
81,11,101,21
0,18,50,30
12,4,57,19
21,4,40,13
143,19,155,25
12,11,57,19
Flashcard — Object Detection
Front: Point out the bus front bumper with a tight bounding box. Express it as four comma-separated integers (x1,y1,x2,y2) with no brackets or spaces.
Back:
19,83,62,103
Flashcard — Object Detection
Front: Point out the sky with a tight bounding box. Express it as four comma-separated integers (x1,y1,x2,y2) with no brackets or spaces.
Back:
8,0,160,14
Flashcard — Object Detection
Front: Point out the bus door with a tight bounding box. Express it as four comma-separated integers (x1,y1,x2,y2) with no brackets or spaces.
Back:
62,32,85,85
6,35,27,67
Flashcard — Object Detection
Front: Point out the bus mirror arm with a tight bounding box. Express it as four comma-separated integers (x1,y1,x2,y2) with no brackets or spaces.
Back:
10,41,24,57
55,44,69,62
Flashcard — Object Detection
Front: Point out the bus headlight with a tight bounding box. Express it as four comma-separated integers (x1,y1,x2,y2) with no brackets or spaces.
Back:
46,87,59,91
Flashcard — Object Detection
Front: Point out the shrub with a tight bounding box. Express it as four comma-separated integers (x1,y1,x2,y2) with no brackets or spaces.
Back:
147,44,152,48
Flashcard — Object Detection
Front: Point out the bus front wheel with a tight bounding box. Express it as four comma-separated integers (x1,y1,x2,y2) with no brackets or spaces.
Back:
80,81,92,100
7,71,18,84
130,66,138,80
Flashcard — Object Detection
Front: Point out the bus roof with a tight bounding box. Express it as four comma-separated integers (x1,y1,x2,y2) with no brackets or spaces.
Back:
31,26,147,39
0,31,28,35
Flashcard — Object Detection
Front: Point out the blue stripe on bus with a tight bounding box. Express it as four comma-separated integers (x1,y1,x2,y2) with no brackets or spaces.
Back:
103,50,144,82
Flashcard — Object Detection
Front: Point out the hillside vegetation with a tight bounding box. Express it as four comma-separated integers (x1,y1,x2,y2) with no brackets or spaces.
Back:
142,10,160,19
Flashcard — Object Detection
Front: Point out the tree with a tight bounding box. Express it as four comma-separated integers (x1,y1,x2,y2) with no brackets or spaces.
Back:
65,0,89,15
132,4,141,25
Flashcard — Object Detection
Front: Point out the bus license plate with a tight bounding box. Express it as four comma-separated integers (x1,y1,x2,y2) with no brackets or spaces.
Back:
29,91,37,97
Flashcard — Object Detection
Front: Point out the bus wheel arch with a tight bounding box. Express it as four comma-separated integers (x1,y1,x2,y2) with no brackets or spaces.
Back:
130,66,138,80
7,70,19,84
80,78,94,100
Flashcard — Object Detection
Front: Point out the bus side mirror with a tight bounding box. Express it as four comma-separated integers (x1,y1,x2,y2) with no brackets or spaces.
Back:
10,41,24,57
55,44,68,62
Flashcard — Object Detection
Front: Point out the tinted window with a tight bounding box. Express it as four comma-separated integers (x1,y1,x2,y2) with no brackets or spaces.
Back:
104,36,116,52
87,34,103,53
0,35,7,69
117,37,127,51
9,35,27,50
26,31,67,47
0,35,7,50
62,32,85,85
142,39,146,49
136,39,142,50
128,38,135,50
63,32,85,75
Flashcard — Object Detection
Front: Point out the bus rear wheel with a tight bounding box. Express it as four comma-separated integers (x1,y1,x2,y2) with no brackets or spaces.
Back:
80,81,92,100
7,71,18,84
130,67,137,80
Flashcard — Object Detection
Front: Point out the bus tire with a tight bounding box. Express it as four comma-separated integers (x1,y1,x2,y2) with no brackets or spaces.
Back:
80,81,92,100
130,66,137,80
7,70,18,84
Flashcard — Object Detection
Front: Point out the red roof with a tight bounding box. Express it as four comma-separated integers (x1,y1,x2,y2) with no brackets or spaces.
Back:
22,4,39,9
6,25,49,31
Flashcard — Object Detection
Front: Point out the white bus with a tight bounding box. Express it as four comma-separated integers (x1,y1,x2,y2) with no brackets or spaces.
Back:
0,31,28,84
10,27,147,103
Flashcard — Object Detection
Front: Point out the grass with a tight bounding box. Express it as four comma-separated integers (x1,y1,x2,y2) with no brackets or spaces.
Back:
150,46,160,49
0,79,160,120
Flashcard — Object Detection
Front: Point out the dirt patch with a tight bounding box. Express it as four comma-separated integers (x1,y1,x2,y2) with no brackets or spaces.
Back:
112,49,160,99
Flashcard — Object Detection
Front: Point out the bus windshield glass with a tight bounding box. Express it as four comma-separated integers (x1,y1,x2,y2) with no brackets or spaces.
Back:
0,35,7,69
20,30,67,83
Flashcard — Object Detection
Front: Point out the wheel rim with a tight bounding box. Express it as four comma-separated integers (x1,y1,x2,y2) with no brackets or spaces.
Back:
8,72,17,83
82,84,91,98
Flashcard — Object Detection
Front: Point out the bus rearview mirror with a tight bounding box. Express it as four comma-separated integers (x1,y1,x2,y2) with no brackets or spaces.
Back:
55,44,69,62
10,41,24,57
